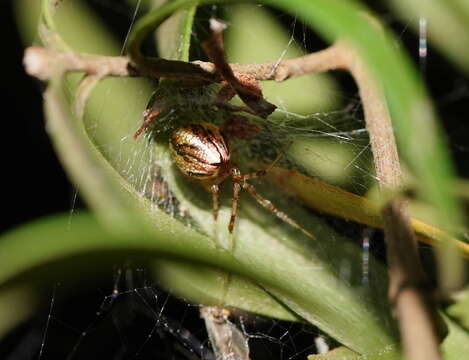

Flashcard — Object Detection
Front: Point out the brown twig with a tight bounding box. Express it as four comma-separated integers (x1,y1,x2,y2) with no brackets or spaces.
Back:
24,47,132,80
382,200,445,360
338,40,445,359
198,43,346,81
202,18,276,118
24,34,444,358
24,44,344,84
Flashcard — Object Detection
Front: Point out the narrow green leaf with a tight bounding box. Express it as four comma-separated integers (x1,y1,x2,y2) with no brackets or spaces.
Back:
441,314,469,360
307,345,400,360
153,0,198,61
154,259,299,321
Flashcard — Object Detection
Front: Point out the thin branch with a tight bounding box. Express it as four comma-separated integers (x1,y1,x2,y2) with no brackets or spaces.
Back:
24,45,344,84
24,47,132,81
382,200,445,360
202,18,276,118
266,166,469,258
198,43,346,81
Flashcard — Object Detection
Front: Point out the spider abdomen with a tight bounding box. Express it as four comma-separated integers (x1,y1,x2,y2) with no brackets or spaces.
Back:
170,122,230,180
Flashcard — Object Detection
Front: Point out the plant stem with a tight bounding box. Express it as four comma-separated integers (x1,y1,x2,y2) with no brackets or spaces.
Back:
341,40,445,359
23,44,344,83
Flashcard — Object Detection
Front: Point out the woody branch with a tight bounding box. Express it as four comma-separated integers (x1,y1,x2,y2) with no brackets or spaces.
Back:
23,44,344,83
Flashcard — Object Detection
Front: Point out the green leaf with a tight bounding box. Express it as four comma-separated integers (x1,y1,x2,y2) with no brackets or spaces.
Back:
446,288,469,331
154,259,299,321
307,315,469,360
224,4,339,113
307,345,400,360
12,2,401,352
153,0,198,61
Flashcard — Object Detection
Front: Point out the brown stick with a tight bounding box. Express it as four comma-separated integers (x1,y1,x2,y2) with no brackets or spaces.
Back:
382,200,445,360
202,18,276,118
24,45,344,83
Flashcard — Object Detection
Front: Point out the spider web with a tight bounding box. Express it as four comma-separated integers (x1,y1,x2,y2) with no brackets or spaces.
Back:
7,0,469,359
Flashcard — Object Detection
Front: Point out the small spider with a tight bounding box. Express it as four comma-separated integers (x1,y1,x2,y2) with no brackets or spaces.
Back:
168,121,316,239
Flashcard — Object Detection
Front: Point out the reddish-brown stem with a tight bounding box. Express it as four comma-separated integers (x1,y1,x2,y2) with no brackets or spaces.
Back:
202,19,276,118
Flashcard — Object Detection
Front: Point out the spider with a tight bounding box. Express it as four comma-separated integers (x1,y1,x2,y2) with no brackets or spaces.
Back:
167,121,316,240
134,87,315,239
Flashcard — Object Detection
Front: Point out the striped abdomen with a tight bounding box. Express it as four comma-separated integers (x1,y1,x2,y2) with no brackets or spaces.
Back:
170,122,230,180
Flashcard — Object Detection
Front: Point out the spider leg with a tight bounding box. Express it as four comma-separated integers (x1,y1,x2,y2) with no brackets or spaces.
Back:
133,108,161,139
242,182,316,240
231,154,280,180
239,169,267,181
211,184,220,221
227,168,265,233
228,181,242,234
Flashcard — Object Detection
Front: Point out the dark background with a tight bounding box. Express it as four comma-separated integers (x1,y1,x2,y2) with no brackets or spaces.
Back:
1,2,74,235
0,0,468,359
